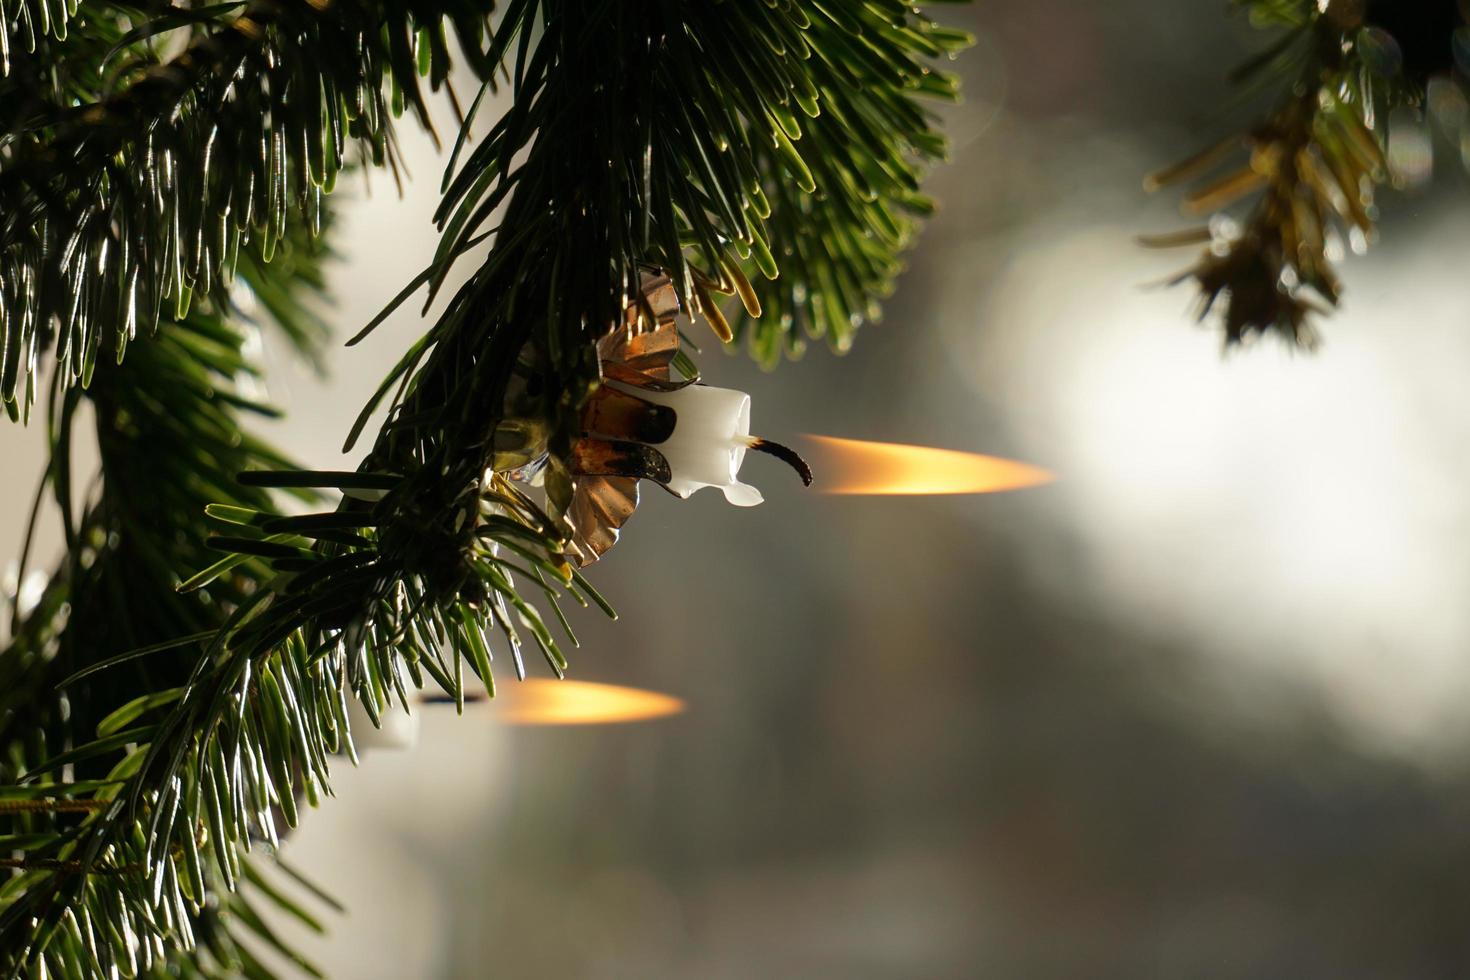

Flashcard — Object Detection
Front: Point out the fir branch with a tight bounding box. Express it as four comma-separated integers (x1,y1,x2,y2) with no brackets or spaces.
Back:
0,3,969,974
1145,0,1418,345
718,6,966,364
0,0,494,419
0,223,331,975
0,800,107,814
351,0,967,534
0,0,79,57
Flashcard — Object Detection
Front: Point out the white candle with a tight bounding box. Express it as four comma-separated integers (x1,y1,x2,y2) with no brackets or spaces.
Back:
611,381,764,506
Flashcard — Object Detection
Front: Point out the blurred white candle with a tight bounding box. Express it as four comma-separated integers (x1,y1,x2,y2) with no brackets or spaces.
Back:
614,382,763,506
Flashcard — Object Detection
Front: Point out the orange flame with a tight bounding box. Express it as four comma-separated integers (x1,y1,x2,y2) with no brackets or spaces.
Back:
495,679,685,726
803,435,1053,495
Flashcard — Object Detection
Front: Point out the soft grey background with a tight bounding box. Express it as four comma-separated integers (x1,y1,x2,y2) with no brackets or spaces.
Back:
11,3,1470,977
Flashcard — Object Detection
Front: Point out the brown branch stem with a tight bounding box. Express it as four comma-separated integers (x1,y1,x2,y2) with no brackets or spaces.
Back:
0,798,107,815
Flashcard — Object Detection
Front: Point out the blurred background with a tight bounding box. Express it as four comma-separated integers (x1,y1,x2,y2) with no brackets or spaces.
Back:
13,1,1470,976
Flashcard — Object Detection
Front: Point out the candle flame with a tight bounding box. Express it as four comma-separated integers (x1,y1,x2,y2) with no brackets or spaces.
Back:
803,435,1054,495
496,679,685,726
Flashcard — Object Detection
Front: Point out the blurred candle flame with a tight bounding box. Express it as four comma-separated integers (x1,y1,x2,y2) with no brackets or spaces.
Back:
803,435,1054,495
494,679,685,726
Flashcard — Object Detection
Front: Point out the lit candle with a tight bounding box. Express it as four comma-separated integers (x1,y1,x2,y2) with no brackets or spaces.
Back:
555,272,811,564
611,381,764,505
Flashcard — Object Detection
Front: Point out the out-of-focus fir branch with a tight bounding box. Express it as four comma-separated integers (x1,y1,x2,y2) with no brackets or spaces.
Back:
1144,0,1442,346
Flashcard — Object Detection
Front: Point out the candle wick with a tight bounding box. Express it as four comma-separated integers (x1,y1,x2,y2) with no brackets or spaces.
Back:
746,438,814,487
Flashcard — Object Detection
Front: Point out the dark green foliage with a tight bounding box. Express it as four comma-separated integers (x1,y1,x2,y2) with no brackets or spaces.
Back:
351,0,965,589
0,0,491,419
721,7,965,363
0,226,333,974
0,0,967,975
